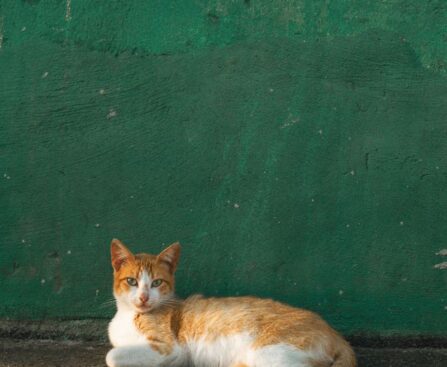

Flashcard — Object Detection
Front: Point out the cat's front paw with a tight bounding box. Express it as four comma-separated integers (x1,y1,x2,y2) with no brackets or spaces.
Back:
106,348,138,367
106,348,121,367
106,346,159,367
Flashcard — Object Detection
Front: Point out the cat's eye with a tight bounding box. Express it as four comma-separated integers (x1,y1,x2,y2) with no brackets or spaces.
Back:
151,279,162,288
126,277,138,286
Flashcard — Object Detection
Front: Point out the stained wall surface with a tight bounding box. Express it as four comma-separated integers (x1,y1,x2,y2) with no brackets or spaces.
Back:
1,0,447,336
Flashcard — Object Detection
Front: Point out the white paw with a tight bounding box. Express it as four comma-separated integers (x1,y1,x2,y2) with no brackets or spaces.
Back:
106,346,161,367
106,348,121,367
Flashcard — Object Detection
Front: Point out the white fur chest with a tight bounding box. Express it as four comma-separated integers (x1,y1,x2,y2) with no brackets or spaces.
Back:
108,309,148,347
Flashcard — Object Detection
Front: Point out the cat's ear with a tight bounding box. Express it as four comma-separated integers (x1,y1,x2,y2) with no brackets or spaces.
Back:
157,242,181,273
110,239,134,271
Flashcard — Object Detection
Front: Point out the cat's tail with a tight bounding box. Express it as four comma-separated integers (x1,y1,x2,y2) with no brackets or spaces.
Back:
331,341,357,367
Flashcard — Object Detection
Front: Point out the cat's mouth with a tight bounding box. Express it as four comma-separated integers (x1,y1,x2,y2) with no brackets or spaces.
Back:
134,304,152,313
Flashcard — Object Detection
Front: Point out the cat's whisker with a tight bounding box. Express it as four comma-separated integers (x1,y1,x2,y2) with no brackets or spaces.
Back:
99,299,117,309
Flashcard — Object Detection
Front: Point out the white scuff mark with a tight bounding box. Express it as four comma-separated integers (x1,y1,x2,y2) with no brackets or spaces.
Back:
269,88,274,93
130,195,134,199
436,166,440,170
0,17,3,49
233,203,240,209
95,289,100,296
67,250,71,255
280,115,299,129
444,306,447,310
436,249,447,256
401,277,408,282
434,262,447,270
42,71,49,79
65,0,72,21
21,26,26,32
99,88,106,95
338,290,344,295
346,224,350,228
311,198,314,202
41,279,46,284
399,221,404,226
318,129,323,135
350,170,355,176
107,109,117,119
95,223,100,228
21,239,26,244
4,173,11,179
348,136,352,141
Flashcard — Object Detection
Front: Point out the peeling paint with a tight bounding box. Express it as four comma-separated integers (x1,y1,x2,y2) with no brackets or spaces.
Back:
106,109,117,119
65,0,72,21
434,262,447,270
0,17,3,50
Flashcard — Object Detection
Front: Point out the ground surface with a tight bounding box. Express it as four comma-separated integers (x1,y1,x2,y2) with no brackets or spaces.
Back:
2,338,447,367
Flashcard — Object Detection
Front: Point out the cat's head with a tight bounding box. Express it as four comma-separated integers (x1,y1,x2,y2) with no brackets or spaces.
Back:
110,239,180,313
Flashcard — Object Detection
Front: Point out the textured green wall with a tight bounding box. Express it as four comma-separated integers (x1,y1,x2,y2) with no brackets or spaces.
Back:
1,0,447,337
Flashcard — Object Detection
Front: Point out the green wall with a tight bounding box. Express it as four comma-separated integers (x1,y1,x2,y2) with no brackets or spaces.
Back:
1,0,447,337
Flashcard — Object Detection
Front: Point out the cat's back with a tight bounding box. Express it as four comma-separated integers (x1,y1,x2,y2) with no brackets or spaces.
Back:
178,295,355,367
181,295,332,333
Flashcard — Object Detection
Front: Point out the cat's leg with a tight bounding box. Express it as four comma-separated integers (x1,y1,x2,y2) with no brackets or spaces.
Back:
106,345,164,367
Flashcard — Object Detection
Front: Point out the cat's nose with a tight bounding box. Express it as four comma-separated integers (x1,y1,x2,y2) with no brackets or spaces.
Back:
139,294,149,304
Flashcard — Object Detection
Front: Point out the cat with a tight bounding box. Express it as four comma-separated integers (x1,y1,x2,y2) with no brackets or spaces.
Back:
106,239,356,367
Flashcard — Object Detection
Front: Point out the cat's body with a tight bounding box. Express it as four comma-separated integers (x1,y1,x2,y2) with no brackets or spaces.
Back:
106,239,356,367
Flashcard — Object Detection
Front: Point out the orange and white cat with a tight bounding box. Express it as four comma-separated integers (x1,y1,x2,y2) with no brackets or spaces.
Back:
106,239,356,367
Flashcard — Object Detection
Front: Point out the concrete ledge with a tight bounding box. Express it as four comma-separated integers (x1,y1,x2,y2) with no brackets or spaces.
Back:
0,319,109,342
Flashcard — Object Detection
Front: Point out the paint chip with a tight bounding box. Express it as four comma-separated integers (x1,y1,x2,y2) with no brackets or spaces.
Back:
233,203,240,209
350,170,355,176
99,89,106,95
42,72,49,79
21,26,27,32
65,0,72,21
67,250,71,255
434,262,447,270
107,109,117,119
436,249,447,256
41,279,46,284
281,116,300,129
95,223,100,228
